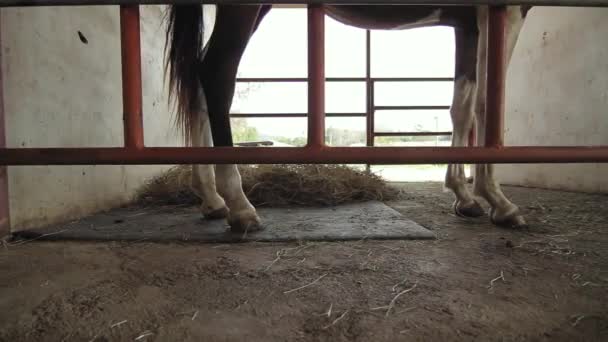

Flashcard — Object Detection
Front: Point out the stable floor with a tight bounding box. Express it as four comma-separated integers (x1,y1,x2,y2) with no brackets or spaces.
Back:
0,182,606,341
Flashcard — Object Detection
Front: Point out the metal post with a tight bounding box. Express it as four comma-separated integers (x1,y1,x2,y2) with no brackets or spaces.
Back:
365,29,373,171
3,0,608,7
0,16,9,237
120,5,144,149
485,6,507,148
307,4,325,148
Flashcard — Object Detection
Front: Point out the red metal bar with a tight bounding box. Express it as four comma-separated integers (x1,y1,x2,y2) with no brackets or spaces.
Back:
485,6,507,148
374,105,451,111
307,4,325,147
230,112,366,118
365,29,374,149
3,1,608,8
0,16,10,237
365,29,373,171
236,77,454,83
374,131,452,137
1,146,607,165
120,5,144,149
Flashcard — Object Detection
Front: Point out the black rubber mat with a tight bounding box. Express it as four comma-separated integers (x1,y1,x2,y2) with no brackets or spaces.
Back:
11,201,435,243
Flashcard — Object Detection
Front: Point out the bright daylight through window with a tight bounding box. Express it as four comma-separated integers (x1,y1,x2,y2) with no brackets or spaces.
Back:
231,7,463,182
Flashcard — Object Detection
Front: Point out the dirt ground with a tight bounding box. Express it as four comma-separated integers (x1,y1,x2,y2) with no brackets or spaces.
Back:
0,182,607,342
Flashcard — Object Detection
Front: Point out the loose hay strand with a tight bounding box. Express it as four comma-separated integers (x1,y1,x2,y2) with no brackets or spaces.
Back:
488,270,505,290
284,273,328,294
110,320,128,328
323,310,349,329
134,164,401,207
134,331,154,340
385,282,418,317
326,303,333,318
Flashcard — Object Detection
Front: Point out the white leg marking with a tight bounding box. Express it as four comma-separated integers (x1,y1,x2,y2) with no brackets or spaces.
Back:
190,92,228,219
445,77,484,217
472,6,527,228
189,87,260,230
215,164,261,233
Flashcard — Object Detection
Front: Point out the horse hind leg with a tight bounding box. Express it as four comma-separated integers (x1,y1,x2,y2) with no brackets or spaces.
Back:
199,5,268,234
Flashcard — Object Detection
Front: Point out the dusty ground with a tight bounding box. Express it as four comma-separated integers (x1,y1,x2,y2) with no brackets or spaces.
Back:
0,182,607,342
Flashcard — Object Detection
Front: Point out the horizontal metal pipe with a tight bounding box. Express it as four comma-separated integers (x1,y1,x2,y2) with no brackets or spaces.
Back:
2,0,607,7
1,146,607,165
230,112,367,118
374,131,452,136
236,77,454,83
374,105,451,110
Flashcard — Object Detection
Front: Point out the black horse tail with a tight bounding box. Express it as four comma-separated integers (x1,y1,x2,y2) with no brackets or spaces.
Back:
164,5,205,144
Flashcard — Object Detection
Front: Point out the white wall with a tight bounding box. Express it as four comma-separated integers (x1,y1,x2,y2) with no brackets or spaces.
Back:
1,5,193,230
498,6,608,194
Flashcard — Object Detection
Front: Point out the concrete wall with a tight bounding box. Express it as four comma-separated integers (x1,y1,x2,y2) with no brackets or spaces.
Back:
1,5,197,230
498,6,608,194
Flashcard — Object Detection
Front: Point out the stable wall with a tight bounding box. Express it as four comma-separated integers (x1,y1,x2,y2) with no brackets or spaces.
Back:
0,5,204,230
498,6,608,194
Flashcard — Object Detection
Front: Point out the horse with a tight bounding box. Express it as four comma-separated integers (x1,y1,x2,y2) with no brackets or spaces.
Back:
163,4,533,233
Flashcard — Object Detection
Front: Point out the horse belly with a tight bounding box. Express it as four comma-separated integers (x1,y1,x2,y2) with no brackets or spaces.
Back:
324,5,443,31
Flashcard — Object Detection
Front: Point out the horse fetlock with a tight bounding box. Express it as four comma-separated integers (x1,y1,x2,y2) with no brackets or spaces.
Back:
227,208,263,234
201,195,228,219
453,199,485,218
489,204,528,229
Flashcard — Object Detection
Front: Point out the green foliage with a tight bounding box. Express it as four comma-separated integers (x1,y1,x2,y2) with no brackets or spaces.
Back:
231,118,260,143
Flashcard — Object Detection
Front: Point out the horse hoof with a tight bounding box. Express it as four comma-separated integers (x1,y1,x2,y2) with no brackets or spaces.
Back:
203,206,229,220
228,210,263,236
490,210,528,229
453,200,485,218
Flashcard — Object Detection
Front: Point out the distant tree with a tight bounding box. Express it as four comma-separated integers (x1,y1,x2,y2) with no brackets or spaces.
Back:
231,118,260,143
325,127,365,146
278,136,307,146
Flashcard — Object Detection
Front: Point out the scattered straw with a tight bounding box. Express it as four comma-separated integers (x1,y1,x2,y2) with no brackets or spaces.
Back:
110,320,128,328
191,310,199,320
134,164,401,207
392,277,409,292
384,282,418,317
571,315,586,327
325,303,333,318
9,229,69,246
323,310,349,329
87,334,100,342
283,273,328,294
488,270,505,290
264,251,283,271
570,314,601,327
134,331,154,340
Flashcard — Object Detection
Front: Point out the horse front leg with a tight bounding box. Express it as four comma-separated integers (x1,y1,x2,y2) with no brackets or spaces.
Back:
444,27,485,218
472,6,528,228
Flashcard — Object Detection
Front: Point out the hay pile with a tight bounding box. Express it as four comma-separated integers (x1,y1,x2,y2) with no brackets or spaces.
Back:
135,164,401,207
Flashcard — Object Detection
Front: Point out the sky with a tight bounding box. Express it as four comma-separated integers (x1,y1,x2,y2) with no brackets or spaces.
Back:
230,8,457,140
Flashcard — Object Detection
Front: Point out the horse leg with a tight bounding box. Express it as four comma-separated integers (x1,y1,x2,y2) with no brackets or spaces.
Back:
444,26,485,218
473,6,528,228
190,92,229,219
199,5,269,233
